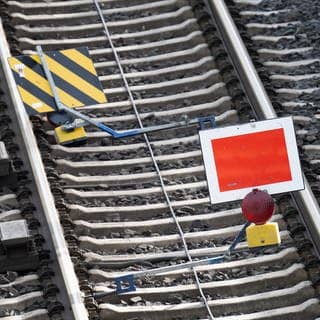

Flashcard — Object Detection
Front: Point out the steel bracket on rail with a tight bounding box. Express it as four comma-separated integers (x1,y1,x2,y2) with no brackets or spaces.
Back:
198,116,216,130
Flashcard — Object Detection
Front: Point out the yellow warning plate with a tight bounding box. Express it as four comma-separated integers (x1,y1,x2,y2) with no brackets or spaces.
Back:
8,47,107,115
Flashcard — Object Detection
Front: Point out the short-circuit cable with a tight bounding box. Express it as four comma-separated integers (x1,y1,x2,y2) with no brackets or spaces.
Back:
93,0,216,318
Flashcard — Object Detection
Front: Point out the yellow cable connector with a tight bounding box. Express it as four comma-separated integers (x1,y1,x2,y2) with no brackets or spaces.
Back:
54,126,87,146
246,222,281,248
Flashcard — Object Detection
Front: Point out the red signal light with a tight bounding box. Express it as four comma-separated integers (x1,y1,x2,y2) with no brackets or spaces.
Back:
241,189,275,225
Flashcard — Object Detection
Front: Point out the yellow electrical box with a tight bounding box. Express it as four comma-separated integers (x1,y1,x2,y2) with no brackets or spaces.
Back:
54,126,87,146
246,222,281,248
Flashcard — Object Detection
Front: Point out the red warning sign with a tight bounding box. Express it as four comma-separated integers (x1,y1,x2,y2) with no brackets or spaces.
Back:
212,128,292,191
199,117,304,204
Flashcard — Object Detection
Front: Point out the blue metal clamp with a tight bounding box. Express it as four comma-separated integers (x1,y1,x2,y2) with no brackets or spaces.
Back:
198,116,216,130
115,274,137,294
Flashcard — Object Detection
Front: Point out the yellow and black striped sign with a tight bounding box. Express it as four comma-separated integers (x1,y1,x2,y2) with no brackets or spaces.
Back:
8,47,107,115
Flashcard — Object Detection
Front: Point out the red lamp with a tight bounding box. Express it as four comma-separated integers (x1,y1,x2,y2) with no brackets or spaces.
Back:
241,189,275,225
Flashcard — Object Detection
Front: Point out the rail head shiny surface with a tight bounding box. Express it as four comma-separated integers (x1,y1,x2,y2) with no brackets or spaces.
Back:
207,0,320,255
0,19,89,320
207,0,276,119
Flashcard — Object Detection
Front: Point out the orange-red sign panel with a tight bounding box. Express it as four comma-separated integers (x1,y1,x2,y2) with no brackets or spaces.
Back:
211,128,292,192
199,117,304,204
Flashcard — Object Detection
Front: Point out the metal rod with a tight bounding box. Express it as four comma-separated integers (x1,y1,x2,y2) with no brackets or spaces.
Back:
37,46,204,139
226,221,250,255
129,221,247,278
61,105,204,138
94,221,247,299
36,46,63,111
132,255,224,278
36,45,199,138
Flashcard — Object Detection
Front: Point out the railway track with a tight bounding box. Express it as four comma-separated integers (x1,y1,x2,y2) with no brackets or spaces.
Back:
0,0,320,319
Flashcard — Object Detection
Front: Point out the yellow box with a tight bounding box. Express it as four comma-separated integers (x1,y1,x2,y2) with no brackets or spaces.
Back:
54,126,87,146
246,222,281,248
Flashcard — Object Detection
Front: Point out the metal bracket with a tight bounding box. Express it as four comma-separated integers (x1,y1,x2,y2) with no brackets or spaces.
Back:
115,274,136,294
198,116,216,130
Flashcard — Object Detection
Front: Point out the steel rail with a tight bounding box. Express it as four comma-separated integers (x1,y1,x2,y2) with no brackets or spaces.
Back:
0,20,89,320
93,0,216,318
207,0,320,255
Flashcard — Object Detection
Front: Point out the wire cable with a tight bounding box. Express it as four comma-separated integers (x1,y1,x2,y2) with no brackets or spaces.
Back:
93,0,215,318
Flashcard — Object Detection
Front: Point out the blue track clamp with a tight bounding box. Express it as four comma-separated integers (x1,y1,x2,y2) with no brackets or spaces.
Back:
115,274,136,294
208,256,224,264
198,116,216,130
97,123,141,139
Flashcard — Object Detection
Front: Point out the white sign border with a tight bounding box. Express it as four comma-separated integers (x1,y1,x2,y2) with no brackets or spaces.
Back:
199,117,304,204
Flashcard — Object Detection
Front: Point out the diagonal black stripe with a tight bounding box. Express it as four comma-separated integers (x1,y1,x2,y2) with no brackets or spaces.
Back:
46,48,105,97
47,47,102,88
18,55,98,107
25,105,38,116
11,68,58,114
